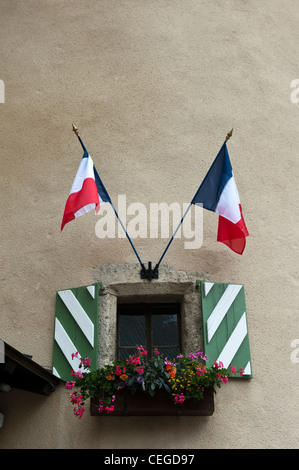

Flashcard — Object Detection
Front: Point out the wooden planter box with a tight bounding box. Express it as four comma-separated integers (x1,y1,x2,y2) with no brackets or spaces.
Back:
90,387,214,416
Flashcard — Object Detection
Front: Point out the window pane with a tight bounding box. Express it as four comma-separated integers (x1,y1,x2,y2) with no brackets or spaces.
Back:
119,348,137,360
152,313,178,347
119,315,145,347
154,347,180,361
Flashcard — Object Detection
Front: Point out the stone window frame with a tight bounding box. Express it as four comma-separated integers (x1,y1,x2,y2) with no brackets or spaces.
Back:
93,263,211,368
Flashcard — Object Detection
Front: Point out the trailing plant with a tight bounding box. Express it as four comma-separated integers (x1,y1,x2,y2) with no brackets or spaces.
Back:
65,345,243,418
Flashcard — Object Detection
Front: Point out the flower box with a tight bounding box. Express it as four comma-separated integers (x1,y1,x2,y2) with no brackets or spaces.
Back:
67,347,237,419
90,387,214,416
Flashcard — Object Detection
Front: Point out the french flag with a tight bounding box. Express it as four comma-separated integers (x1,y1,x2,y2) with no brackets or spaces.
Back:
192,143,249,254
61,150,111,231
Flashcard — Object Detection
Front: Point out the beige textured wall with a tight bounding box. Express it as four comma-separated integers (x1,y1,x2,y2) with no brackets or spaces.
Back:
0,0,298,449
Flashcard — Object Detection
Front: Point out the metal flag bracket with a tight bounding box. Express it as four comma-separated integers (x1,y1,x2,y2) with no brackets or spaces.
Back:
140,262,159,281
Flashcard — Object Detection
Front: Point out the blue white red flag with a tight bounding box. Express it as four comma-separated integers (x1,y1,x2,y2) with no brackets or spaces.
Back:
192,143,249,254
61,150,111,231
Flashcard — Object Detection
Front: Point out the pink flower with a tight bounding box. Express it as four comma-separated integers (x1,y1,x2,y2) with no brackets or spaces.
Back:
98,400,104,413
137,345,148,356
105,405,115,414
98,397,115,414
196,365,207,376
126,356,141,365
230,365,237,375
154,348,160,355
136,366,144,374
214,361,224,369
174,393,185,404
70,370,83,379
71,351,79,360
80,356,91,368
199,352,208,362
240,368,244,376
217,373,228,384
114,365,126,375
73,404,85,419
65,381,76,390
188,353,197,359
70,393,82,404
164,359,175,367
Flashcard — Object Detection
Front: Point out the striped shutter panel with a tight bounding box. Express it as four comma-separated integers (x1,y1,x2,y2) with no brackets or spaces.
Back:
52,283,99,381
201,281,252,378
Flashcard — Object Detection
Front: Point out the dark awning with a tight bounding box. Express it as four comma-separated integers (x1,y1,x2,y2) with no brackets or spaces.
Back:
0,341,61,396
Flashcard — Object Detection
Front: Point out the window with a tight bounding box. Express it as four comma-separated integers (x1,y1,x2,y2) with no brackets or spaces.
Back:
117,303,181,360
96,263,203,369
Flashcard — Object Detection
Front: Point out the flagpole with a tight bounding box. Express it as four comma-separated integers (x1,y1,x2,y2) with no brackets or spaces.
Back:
110,202,144,267
191,129,234,205
153,129,234,272
72,124,146,272
154,202,192,272
72,124,87,152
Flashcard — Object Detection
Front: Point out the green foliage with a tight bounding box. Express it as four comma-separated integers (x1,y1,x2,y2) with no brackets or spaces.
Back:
66,346,243,417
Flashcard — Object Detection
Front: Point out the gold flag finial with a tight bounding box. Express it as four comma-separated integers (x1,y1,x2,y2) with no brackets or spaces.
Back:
225,128,233,142
72,124,79,136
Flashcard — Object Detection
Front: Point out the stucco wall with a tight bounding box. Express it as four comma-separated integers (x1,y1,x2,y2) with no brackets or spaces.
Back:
0,0,298,449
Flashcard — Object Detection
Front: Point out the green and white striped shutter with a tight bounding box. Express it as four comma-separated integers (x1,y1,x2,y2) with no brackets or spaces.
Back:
52,283,100,381
201,281,252,378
